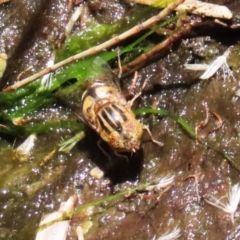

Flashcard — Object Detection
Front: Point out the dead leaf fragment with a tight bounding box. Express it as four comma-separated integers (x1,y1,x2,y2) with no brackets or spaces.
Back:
129,0,232,20
127,0,176,8
176,0,232,19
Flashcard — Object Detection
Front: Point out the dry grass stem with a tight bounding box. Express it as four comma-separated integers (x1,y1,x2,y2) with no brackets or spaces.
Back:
114,16,201,75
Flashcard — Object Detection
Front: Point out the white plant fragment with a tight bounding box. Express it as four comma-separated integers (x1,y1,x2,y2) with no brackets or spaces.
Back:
65,5,83,37
35,195,77,240
184,63,209,71
200,55,227,80
59,131,86,153
185,48,236,81
157,227,181,240
76,226,84,240
14,134,36,162
146,174,174,191
200,48,234,80
204,183,240,222
0,53,8,78
235,88,240,97
176,0,232,19
40,53,55,90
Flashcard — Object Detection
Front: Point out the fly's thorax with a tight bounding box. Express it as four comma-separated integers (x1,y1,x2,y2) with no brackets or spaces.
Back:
81,82,127,127
82,82,126,104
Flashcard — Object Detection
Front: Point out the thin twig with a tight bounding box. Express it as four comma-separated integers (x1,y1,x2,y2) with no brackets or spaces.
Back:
128,71,138,97
195,102,209,144
17,66,32,80
117,47,122,79
209,110,223,132
3,0,184,92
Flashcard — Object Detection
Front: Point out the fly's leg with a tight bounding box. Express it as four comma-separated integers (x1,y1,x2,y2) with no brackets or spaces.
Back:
97,139,129,162
143,125,163,147
113,150,129,161
97,139,112,163
128,72,149,108
128,71,138,97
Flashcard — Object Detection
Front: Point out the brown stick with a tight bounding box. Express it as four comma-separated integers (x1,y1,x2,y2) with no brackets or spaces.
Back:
3,0,184,92
114,16,202,74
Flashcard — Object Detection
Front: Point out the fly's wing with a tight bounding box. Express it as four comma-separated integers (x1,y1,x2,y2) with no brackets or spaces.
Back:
74,57,119,123
89,57,120,89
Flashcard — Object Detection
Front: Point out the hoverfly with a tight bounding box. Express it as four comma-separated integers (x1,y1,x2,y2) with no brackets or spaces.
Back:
80,57,162,156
